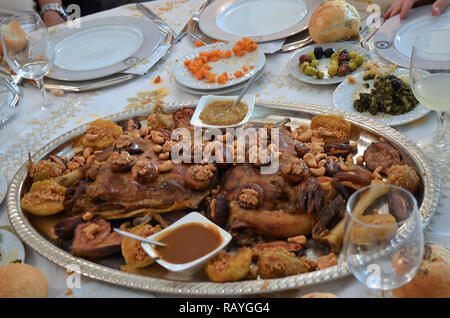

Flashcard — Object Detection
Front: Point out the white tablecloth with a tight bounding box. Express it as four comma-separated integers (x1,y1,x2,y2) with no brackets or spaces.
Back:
0,0,448,298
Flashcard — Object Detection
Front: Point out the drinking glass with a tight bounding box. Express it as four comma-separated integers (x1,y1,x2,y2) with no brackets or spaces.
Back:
1,13,55,110
410,30,450,162
342,184,423,292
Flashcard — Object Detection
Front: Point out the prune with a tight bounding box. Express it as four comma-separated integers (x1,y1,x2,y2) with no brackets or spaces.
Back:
323,48,335,58
314,46,324,59
299,54,311,64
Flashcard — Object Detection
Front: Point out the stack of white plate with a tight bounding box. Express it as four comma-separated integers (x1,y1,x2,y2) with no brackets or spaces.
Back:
173,42,266,95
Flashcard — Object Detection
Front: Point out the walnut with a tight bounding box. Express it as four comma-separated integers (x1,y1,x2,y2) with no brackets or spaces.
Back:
150,130,165,144
282,158,310,183
185,164,216,190
109,151,136,172
192,164,216,181
239,188,259,206
162,140,177,153
115,135,133,149
132,158,159,183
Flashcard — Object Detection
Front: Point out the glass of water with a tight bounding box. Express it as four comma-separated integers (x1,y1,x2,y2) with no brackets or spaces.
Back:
342,184,423,292
1,13,55,110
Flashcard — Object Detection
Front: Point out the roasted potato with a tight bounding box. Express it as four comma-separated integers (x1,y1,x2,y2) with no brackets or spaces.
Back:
81,119,123,150
258,249,308,279
350,214,397,245
21,180,67,216
310,115,352,144
205,247,252,282
121,223,162,268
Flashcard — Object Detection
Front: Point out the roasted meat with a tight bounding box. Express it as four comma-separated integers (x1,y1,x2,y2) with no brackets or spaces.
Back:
66,134,216,219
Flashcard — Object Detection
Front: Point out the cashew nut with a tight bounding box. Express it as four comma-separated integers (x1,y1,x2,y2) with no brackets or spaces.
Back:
159,152,170,160
303,152,317,168
318,159,327,168
82,223,100,240
153,144,163,153
315,153,327,162
296,129,313,142
85,154,96,169
83,147,93,160
82,212,94,221
287,235,307,245
310,166,326,176
157,160,173,172
150,130,165,144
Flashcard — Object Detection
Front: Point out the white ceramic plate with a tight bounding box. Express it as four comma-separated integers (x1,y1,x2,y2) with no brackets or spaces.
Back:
333,69,430,126
288,42,369,85
374,5,450,68
198,0,320,42
173,41,265,90
49,16,162,81
0,228,26,266
55,25,144,71
176,64,265,95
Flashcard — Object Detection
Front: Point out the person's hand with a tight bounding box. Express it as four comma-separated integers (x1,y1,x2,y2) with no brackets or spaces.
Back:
43,10,65,28
383,0,449,19
431,0,450,15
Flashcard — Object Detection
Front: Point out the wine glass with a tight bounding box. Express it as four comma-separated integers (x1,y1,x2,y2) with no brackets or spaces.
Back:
1,13,55,110
342,184,423,294
410,29,450,162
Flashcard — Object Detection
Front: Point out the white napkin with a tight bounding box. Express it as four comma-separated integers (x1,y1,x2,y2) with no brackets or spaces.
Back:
123,44,171,75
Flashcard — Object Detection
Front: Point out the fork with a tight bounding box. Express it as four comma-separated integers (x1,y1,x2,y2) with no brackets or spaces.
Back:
175,0,212,43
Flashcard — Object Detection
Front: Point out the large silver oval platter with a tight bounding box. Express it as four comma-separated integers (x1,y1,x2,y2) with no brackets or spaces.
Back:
7,101,440,296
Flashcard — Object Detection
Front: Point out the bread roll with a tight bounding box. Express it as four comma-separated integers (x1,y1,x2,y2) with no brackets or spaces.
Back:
392,244,450,298
308,0,360,43
0,263,48,298
0,19,27,53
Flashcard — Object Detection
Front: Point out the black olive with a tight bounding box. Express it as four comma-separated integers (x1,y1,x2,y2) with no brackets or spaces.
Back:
391,78,402,91
386,74,397,80
323,48,335,58
314,46,324,59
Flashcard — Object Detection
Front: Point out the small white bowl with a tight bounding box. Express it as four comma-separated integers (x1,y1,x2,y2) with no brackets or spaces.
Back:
141,212,231,274
190,94,255,128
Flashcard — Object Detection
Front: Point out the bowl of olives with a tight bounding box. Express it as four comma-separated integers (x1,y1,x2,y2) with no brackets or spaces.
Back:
287,42,368,85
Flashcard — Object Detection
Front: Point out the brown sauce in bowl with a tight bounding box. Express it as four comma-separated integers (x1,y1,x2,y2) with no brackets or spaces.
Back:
199,100,248,126
154,222,222,264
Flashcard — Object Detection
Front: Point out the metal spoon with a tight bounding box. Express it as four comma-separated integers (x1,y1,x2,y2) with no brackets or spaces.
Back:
114,228,166,247
231,70,259,107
